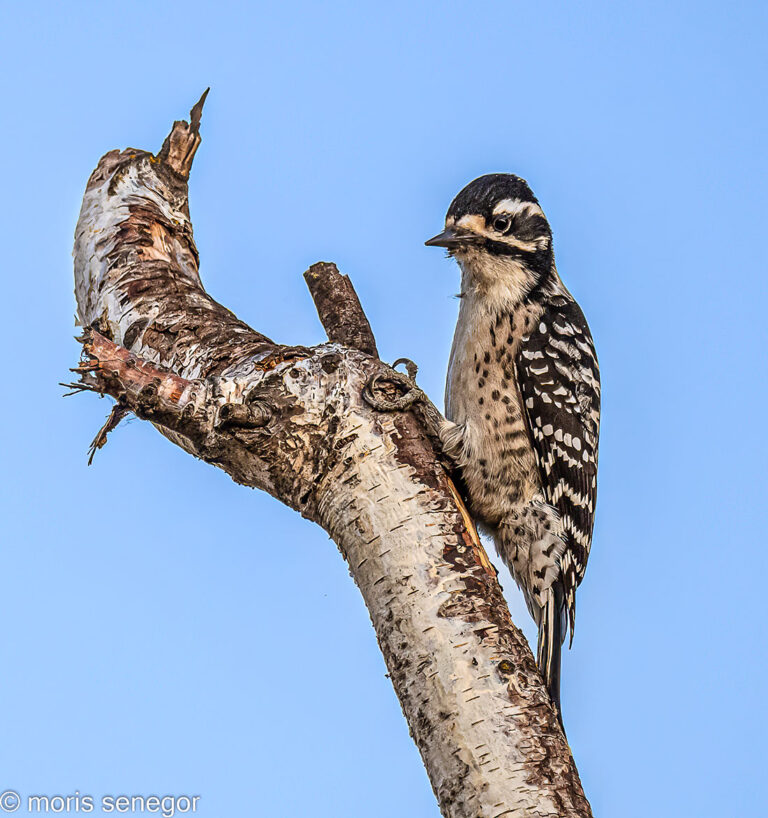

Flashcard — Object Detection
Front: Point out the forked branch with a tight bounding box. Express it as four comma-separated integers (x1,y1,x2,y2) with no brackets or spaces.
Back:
69,95,592,818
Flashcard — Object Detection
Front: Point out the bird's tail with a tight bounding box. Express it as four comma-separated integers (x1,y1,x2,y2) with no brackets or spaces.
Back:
537,582,567,729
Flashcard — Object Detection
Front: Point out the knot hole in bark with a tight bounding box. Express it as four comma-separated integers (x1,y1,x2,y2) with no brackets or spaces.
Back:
215,400,272,429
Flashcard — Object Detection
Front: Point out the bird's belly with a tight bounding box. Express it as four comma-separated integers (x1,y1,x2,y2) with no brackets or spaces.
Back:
447,323,541,527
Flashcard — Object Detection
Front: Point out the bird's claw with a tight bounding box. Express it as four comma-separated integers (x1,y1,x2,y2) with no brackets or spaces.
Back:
391,357,419,381
363,363,424,412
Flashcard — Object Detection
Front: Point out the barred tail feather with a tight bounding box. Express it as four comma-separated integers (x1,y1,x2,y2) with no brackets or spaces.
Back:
537,583,567,729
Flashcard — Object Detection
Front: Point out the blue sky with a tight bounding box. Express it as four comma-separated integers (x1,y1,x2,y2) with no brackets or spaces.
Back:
1,1,766,815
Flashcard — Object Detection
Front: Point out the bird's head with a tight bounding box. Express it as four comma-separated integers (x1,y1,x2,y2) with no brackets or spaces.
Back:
426,174,554,303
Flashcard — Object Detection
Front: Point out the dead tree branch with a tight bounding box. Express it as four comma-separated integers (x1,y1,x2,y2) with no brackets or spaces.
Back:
304,261,379,356
69,94,593,818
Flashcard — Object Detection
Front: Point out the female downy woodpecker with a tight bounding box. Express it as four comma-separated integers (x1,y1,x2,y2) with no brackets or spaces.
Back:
426,174,600,724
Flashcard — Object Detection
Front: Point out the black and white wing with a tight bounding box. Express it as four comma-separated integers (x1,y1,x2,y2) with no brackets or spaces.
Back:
515,296,600,635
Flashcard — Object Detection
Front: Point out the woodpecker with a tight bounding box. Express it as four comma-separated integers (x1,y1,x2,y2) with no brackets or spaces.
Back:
426,174,600,724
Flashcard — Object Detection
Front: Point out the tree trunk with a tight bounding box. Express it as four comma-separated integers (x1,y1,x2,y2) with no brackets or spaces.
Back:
68,93,593,818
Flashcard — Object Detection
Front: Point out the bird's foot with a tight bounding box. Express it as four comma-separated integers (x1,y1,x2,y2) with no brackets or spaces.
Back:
362,358,462,470
362,358,425,412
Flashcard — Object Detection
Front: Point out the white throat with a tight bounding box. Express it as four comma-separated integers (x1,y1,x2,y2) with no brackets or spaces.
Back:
456,250,538,314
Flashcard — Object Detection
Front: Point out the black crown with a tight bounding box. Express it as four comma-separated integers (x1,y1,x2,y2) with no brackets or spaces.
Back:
447,174,538,220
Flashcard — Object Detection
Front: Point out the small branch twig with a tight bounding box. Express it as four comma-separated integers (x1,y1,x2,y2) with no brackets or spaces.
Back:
74,329,211,441
88,403,129,465
304,261,379,357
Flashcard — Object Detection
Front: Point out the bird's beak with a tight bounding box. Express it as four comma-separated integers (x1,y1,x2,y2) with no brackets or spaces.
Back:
424,227,479,249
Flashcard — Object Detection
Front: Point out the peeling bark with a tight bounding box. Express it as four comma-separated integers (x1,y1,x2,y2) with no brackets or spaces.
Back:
69,94,593,818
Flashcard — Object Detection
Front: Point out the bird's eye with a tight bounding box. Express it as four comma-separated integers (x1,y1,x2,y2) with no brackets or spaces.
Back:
492,215,512,233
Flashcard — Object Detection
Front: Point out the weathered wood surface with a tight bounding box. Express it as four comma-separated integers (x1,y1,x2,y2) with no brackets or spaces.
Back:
69,94,592,818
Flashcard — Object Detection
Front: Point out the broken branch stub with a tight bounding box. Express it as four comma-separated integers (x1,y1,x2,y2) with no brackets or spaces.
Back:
304,261,379,357
69,96,593,818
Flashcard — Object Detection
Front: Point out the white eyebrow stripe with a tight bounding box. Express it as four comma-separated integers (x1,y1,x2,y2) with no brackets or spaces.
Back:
492,198,545,219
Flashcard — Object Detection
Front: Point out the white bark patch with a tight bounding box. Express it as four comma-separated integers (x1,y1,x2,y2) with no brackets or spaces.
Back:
312,373,575,817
